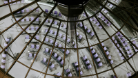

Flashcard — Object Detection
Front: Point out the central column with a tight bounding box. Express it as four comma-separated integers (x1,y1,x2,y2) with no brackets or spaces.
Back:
69,17,78,45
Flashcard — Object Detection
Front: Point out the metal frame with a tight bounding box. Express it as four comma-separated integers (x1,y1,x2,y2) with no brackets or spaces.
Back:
0,0,138,78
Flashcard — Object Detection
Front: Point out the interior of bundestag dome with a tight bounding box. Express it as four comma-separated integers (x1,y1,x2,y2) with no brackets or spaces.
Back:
0,0,138,78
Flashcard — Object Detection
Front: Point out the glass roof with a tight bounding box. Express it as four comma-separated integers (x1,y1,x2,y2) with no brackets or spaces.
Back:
0,0,138,78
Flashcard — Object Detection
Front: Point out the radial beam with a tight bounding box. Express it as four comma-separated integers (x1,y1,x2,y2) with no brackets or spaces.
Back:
107,1,138,17
0,6,39,35
74,17,81,78
1,11,43,78
61,13,69,78
100,0,138,63
0,0,39,21
0,0,21,7
24,18,55,78
2,2,57,77
84,8,119,78
0,11,42,55
44,21,62,78
81,21,99,78
100,11,137,73
95,14,136,74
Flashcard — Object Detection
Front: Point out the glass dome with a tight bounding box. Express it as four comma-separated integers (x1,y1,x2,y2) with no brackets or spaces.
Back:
0,0,138,78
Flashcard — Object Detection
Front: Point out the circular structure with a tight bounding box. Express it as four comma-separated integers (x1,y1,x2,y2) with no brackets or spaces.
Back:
0,0,138,78
53,0,89,5
55,0,89,17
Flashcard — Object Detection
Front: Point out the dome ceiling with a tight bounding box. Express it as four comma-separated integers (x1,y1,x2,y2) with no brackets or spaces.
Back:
0,0,138,78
